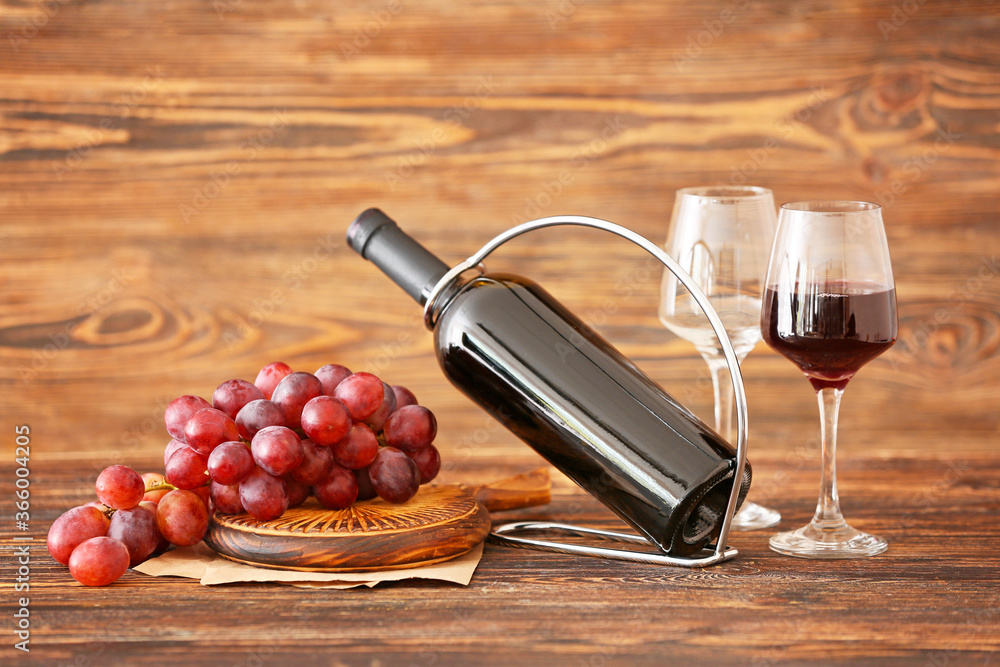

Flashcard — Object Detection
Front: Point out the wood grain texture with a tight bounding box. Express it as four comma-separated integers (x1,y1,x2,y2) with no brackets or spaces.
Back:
0,0,998,664
3,453,999,666
1,0,998,465
205,486,491,571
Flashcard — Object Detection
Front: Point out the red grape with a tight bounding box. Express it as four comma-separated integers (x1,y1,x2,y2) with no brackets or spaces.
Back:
315,363,352,396
354,465,377,501
47,506,110,565
383,405,437,451
314,463,359,510
251,426,304,476
334,372,384,421
406,444,441,484
239,467,288,521
191,484,213,514
184,408,239,456
290,438,335,485
210,481,245,514
138,500,158,513
207,441,254,485
164,395,212,442
284,476,311,508
212,378,265,420
254,361,293,399
333,423,379,470
141,472,170,504
156,490,210,547
391,385,418,409
68,537,130,586
163,438,187,468
300,395,352,446
364,382,397,432
235,398,286,440
139,501,172,554
271,372,323,428
95,465,145,510
368,447,420,504
108,506,160,567
165,446,209,490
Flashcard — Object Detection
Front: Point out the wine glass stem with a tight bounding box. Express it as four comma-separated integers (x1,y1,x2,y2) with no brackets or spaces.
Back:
813,386,846,528
704,351,747,442
705,356,738,441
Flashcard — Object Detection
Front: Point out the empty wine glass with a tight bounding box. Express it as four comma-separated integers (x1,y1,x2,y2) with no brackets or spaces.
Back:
659,186,781,531
761,201,897,558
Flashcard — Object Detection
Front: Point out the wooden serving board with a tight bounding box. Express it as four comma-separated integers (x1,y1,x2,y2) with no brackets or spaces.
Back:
204,485,491,572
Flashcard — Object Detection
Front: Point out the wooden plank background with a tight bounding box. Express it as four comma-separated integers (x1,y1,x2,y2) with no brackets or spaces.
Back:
1,0,998,664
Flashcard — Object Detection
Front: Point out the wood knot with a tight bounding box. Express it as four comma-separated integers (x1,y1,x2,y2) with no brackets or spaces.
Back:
889,298,1000,380
72,297,166,346
862,156,888,184
874,69,930,114
853,67,931,132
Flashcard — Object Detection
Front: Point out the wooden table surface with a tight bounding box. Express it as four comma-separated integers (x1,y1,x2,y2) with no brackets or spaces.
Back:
2,0,999,665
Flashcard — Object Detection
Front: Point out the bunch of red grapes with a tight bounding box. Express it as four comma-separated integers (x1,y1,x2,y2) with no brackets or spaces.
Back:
47,361,440,586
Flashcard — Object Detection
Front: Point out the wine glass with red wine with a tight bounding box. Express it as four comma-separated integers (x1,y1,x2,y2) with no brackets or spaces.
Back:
761,201,897,558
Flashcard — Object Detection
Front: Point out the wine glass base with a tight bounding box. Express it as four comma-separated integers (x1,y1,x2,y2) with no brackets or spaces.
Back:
731,501,781,531
769,521,888,559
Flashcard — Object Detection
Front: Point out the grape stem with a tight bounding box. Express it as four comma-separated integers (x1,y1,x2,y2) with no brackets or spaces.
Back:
98,480,187,519
145,480,179,493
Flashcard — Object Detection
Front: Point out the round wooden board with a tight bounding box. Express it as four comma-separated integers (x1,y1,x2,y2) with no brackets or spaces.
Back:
203,485,491,572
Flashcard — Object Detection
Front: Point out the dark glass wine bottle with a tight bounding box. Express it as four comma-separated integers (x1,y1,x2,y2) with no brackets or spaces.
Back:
347,209,750,556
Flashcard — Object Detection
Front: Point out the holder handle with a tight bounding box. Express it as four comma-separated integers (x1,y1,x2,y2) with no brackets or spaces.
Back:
423,215,749,567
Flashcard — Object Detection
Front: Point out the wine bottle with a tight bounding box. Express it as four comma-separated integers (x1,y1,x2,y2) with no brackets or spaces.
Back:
347,209,750,556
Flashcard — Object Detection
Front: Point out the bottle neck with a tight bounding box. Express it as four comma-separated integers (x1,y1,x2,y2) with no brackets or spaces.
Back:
346,209,450,306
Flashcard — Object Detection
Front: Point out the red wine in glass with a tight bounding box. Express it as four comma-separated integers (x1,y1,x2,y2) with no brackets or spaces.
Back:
762,281,897,391
762,199,897,559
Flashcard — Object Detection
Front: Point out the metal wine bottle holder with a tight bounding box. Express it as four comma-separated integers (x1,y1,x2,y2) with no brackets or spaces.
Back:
422,215,749,568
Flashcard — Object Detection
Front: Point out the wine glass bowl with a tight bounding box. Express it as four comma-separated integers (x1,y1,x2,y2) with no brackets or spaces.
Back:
762,201,897,558
659,185,781,531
